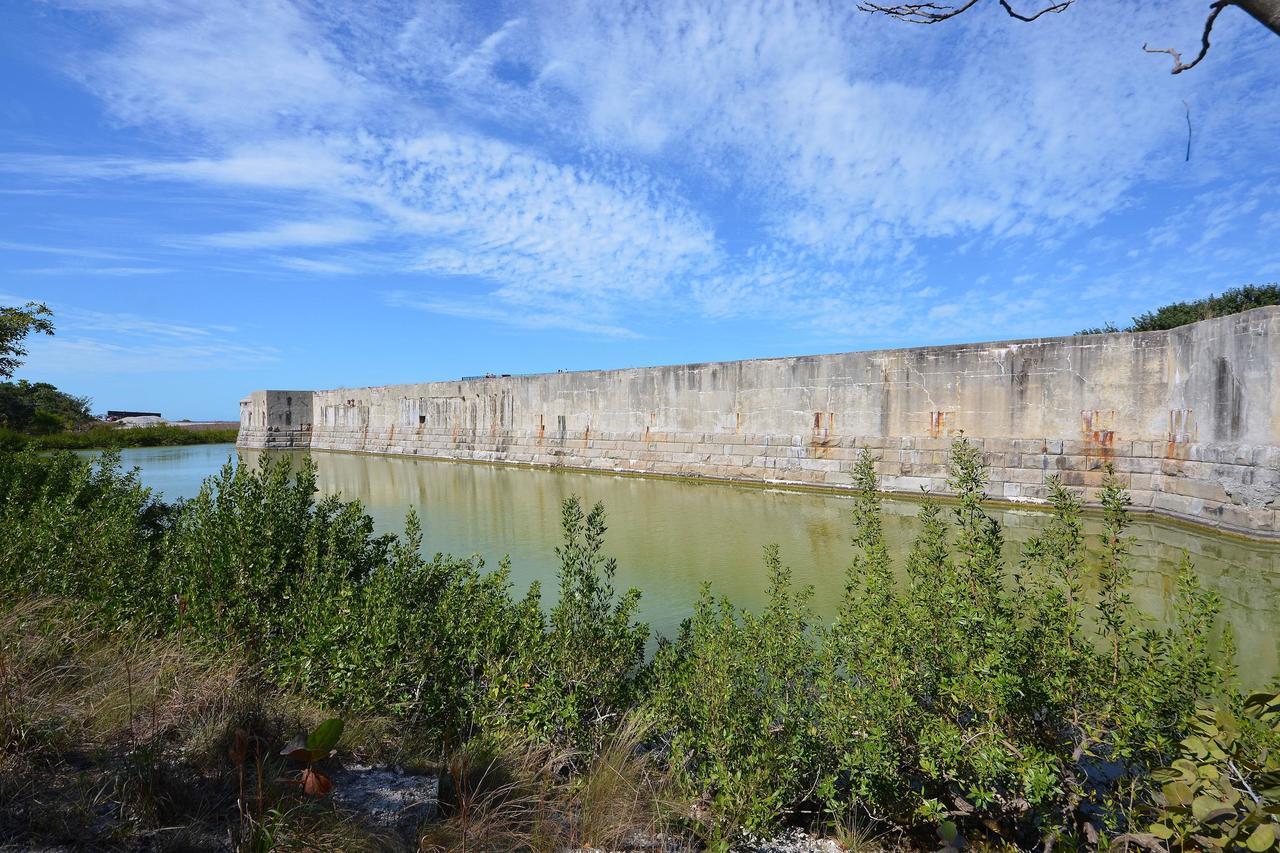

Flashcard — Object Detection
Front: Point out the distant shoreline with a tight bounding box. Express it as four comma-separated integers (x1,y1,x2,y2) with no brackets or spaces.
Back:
1,423,240,451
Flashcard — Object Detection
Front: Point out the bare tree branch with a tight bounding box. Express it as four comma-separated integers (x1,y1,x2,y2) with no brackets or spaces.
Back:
856,0,982,24
1142,1,1230,74
860,0,1279,75
857,0,1072,24
996,0,1073,22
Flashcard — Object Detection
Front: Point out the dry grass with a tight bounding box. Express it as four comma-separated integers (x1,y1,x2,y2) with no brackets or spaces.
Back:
0,599,388,851
826,802,901,852
418,720,688,852
564,718,688,851
0,599,237,847
0,598,902,851
0,600,694,852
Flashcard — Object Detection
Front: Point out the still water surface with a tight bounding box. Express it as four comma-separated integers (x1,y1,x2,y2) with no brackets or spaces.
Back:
105,443,1280,684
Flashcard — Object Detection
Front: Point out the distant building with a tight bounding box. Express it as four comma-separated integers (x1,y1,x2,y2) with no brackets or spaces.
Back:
114,415,166,429
104,410,162,422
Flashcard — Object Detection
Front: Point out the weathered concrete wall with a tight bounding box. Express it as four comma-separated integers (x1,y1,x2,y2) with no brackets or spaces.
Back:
239,307,1280,539
238,390,314,448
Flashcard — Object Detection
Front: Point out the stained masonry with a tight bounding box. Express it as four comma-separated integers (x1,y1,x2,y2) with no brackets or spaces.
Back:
239,306,1280,539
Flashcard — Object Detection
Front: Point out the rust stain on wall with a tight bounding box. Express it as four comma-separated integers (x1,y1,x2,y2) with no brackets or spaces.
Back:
928,410,950,438
809,410,837,458
1081,410,1116,466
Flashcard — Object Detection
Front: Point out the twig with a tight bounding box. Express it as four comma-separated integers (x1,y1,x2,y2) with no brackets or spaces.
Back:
1228,758,1261,805
1183,100,1193,161
1143,1,1230,74
858,0,1072,23
997,0,1073,21
857,0,981,23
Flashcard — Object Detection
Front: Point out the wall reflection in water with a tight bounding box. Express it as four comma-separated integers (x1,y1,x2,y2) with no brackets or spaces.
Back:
231,449,1279,684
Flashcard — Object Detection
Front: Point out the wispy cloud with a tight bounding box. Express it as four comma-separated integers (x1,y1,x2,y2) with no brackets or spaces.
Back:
8,0,1279,345
26,336,280,374
5,297,275,374
531,1,1274,250
61,307,230,341
203,218,377,249
447,17,526,81
74,0,377,134
383,290,641,339
0,239,138,260
274,256,357,274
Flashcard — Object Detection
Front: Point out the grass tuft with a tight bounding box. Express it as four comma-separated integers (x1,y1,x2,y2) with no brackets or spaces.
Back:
0,599,392,850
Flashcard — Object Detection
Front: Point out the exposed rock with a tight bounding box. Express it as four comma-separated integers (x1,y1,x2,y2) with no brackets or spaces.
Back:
331,763,439,837
736,828,843,852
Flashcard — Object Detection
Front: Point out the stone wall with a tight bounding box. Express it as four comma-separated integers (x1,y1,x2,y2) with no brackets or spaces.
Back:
238,390,314,449
238,307,1280,539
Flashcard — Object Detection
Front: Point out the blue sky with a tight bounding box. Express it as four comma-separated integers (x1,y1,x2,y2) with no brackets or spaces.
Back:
2,0,1278,420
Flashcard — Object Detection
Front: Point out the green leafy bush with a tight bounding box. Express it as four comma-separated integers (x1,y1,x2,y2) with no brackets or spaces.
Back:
517,498,648,750
647,441,1226,847
0,449,170,625
0,440,1247,849
159,454,396,657
1142,691,1280,850
648,548,821,841
0,423,239,450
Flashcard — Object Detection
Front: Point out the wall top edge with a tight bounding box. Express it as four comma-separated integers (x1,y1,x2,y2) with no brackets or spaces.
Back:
246,304,1280,398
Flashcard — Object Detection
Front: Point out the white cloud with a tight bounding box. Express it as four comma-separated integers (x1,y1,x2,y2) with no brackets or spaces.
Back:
383,132,717,302
25,336,279,374
8,300,274,374
447,17,526,81
203,218,377,249
60,307,230,341
384,290,640,339
530,0,1276,253
152,140,363,192
15,0,1280,344
275,256,357,274
74,0,377,134
0,240,137,260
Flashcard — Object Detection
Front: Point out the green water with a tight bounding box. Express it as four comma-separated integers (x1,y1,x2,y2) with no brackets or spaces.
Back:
98,443,1280,684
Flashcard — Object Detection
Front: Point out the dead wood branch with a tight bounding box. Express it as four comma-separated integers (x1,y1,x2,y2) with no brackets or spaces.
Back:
857,0,1072,24
1143,1,1230,73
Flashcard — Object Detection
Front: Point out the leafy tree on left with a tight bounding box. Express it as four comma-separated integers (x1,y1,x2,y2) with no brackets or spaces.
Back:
0,302,93,434
0,301,54,379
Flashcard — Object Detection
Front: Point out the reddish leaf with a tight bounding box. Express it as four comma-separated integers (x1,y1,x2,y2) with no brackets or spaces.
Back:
301,767,333,796
228,729,248,767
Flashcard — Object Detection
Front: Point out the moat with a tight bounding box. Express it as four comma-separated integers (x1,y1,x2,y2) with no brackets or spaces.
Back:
104,442,1280,684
